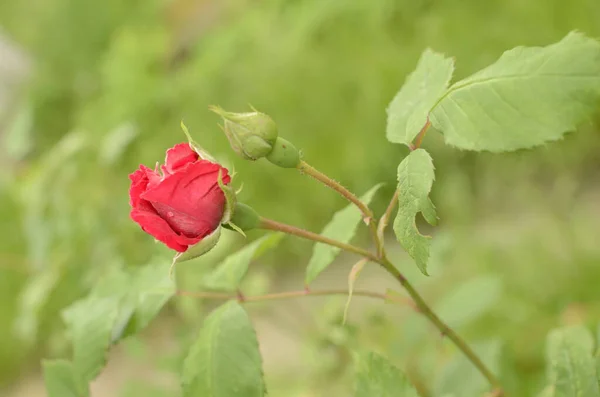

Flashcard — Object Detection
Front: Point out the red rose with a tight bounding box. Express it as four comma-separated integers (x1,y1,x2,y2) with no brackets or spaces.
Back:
129,143,231,252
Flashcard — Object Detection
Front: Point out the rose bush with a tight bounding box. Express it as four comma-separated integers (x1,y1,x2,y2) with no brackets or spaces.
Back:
129,143,231,252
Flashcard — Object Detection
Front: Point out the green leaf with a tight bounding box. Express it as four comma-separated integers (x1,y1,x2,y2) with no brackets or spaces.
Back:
547,325,600,397
393,149,436,275
43,360,85,397
305,183,383,284
430,31,600,152
90,261,175,341
14,269,60,345
182,301,265,397
387,49,454,146
202,233,284,291
62,297,120,384
354,351,419,397
122,262,177,337
435,276,502,328
46,261,176,397
90,269,141,343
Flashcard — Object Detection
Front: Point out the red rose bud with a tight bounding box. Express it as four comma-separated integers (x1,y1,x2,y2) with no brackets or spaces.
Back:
209,105,278,160
128,143,231,254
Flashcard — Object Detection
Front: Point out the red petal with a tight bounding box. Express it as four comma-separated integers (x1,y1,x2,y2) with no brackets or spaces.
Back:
129,165,194,251
130,208,201,252
162,143,199,175
140,161,231,238
128,165,160,207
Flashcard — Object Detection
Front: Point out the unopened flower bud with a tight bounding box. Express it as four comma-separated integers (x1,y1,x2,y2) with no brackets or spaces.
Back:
210,106,278,160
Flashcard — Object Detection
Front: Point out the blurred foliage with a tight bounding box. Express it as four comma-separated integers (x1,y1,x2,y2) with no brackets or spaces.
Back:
1,0,600,395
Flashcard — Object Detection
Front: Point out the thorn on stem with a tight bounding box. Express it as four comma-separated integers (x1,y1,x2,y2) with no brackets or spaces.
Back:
409,301,420,312
236,290,246,302
484,389,504,397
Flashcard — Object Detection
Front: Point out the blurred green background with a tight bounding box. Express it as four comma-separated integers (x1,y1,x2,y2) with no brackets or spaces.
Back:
1,0,600,396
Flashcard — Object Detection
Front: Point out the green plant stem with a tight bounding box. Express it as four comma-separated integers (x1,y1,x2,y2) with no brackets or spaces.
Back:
259,216,502,393
177,288,412,306
259,217,377,261
269,133,502,393
411,119,431,150
376,189,399,254
378,256,502,391
297,160,382,254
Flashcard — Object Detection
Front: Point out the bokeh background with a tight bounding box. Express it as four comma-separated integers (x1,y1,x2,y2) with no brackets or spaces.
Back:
1,0,600,396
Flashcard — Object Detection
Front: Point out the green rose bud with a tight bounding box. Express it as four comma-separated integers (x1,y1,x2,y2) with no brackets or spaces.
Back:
209,105,278,160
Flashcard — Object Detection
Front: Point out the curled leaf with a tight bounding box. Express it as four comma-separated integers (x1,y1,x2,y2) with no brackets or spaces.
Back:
342,258,369,325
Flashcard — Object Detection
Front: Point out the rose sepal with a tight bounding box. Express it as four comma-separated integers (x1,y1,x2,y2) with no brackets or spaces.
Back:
217,169,237,225
180,121,218,162
170,225,223,275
